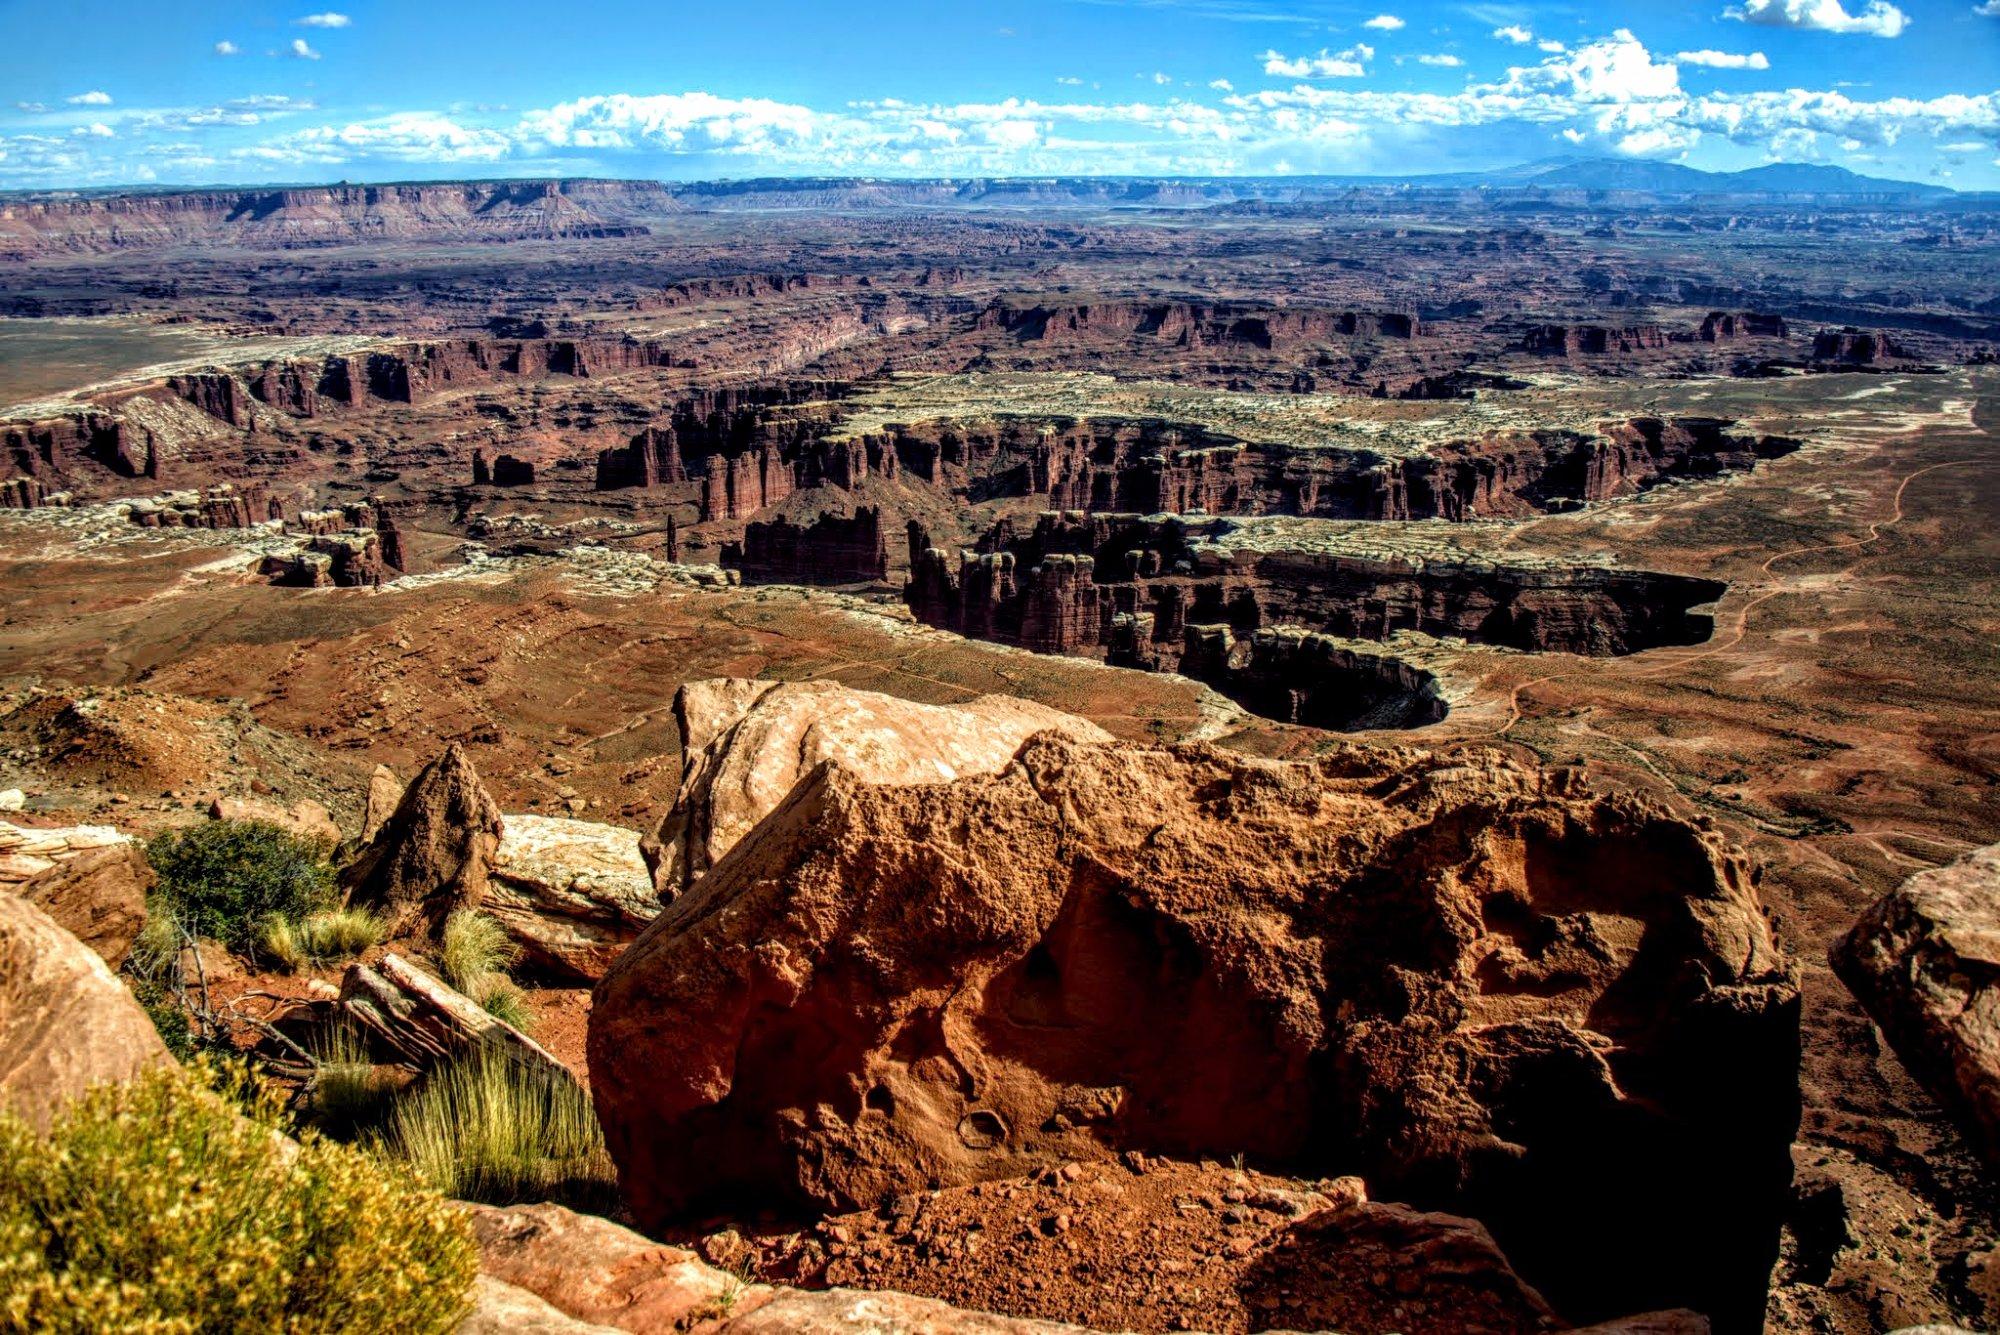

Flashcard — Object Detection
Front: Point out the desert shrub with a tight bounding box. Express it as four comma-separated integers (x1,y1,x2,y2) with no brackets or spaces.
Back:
122,898,202,1059
380,1047,616,1212
0,1061,476,1334
145,821,335,952
438,910,520,992
298,907,384,961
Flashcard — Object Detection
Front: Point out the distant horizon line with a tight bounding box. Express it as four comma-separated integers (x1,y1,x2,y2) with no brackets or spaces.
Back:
1,155,1969,199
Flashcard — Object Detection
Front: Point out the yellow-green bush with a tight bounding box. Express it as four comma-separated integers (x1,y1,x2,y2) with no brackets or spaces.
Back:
0,1063,477,1334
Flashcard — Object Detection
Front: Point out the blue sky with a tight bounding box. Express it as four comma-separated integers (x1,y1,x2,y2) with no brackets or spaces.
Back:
2,0,1997,189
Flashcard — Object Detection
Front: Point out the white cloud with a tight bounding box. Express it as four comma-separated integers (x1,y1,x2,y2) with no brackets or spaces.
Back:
13,101,46,113
1977,1,2000,14
1363,14,1405,29
1152,71,1173,84
1537,39,1566,52
1679,48,1771,69
289,38,321,60
1055,76,1083,85
1209,78,1234,90
242,112,511,165
1417,53,1464,67
1493,25,1533,43
65,91,112,106
1262,44,1373,78
1726,0,1908,37
1507,29,1679,101
214,40,240,56
72,123,114,139
295,11,350,27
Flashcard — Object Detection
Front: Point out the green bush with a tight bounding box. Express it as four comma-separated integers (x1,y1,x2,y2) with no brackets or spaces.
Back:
380,1047,616,1212
0,1062,476,1334
146,821,336,952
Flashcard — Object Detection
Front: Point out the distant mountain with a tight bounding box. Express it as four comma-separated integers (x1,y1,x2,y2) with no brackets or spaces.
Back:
1434,155,1952,199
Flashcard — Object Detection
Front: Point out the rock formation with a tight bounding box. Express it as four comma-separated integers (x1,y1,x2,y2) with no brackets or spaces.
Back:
210,795,342,848
1831,843,2000,1173
337,952,570,1087
11,841,152,969
339,743,504,938
593,735,1799,1328
0,892,173,1132
641,678,1112,899
485,814,659,982
463,1200,1095,1335
724,507,890,585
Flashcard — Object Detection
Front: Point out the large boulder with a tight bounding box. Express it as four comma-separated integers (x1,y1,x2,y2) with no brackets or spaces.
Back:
485,814,658,982
1831,843,2000,1174
0,891,173,1132
642,678,1112,899
592,735,1799,1329
14,842,152,969
341,743,504,937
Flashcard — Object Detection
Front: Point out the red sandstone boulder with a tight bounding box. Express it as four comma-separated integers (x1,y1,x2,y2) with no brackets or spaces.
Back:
643,678,1111,899
592,735,1798,1327
1831,843,2000,1174
211,794,342,849
0,892,173,1132
486,814,659,982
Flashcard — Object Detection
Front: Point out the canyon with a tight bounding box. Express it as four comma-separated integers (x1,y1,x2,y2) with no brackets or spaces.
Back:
0,173,1995,1335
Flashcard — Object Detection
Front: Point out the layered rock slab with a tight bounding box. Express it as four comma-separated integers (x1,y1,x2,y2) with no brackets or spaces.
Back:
592,735,1799,1329
643,677,1112,898
1831,842,2000,1174
487,814,657,982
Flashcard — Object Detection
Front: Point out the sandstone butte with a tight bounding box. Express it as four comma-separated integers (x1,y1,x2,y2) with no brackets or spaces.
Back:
642,677,1114,899
590,732,1801,1330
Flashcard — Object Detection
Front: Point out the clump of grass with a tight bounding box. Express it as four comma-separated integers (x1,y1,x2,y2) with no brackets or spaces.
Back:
467,975,535,1033
146,820,335,952
0,1060,476,1333
379,1046,617,1212
439,910,521,992
298,906,385,961
437,910,534,1031
122,898,201,1058
308,1024,398,1138
254,912,309,973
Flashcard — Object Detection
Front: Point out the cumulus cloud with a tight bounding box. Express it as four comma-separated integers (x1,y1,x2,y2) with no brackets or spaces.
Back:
1493,25,1533,43
289,38,321,60
1537,39,1566,52
214,40,240,56
1726,0,1908,37
14,101,46,113
1152,71,1173,84
1209,78,1234,90
66,91,113,106
294,12,350,26
1262,44,1373,78
1363,14,1404,29
1976,0,2000,13
1679,48,1771,68
13,23,1999,186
